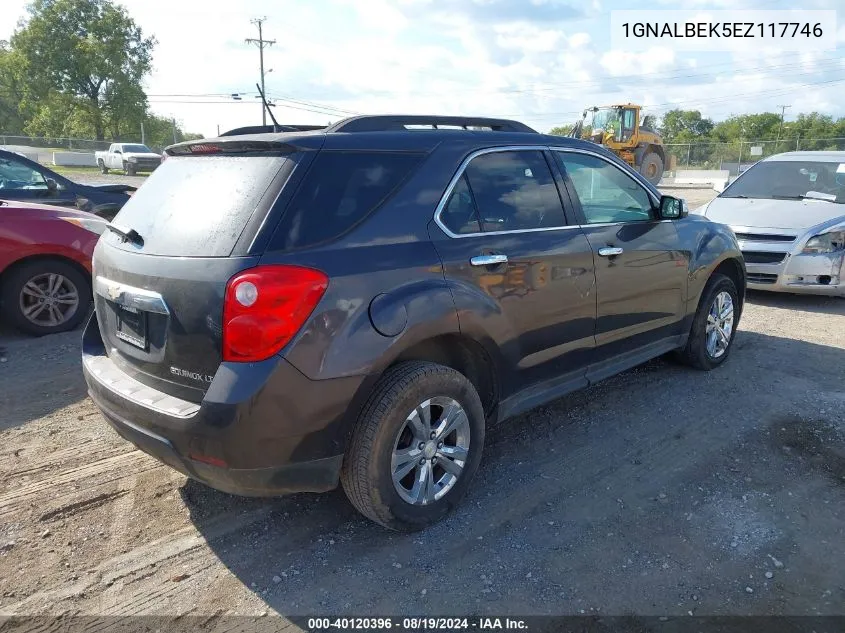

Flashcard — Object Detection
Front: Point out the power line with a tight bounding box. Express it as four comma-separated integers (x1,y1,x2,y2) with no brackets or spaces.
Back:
146,97,347,117
509,76,845,121
265,92,360,116
397,54,844,97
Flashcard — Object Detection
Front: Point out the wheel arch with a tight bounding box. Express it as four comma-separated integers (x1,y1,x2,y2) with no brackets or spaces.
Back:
712,256,746,305
0,253,92,296
331,331,500,463
388,333,499,420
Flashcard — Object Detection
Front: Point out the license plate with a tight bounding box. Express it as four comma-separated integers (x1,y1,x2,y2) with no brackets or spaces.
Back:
115,305,148,350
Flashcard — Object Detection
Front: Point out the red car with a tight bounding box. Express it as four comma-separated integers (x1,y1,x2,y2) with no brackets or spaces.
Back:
0,199,106,335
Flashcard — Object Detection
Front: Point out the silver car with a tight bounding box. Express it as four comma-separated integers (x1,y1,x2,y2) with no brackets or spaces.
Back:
693,151,845,296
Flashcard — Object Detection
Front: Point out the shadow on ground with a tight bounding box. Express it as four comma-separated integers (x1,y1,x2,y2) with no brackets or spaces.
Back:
182,331,845,617
745,290,845,316
0,319,88,430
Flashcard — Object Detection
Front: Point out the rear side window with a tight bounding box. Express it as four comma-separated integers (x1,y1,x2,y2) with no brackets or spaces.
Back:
110,155,289,257
271,151,423,251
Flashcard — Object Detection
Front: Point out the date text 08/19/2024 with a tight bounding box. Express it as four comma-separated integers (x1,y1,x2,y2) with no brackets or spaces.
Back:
305,617,528,630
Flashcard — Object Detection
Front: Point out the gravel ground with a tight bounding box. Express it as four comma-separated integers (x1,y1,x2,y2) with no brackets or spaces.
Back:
0,188,843,624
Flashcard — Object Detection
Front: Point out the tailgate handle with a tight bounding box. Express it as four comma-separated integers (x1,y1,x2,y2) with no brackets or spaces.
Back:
95,276,170,315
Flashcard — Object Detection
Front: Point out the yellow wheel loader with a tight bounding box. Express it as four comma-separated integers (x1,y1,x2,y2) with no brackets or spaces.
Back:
570,104,675,185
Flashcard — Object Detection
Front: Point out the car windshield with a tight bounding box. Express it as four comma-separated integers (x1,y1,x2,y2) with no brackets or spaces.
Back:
121,144,153,153
721,160,845,203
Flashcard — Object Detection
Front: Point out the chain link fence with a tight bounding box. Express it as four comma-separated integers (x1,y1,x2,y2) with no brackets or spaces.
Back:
666,137,845,175
0,135,143,152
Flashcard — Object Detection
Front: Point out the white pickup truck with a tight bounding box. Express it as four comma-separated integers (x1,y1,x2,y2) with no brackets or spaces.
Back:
95,143,162,176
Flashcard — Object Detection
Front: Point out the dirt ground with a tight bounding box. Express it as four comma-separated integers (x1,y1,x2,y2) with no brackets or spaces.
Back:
0,188,843,623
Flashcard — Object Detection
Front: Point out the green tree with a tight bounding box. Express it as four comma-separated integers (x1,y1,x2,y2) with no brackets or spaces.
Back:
141,113,203,150
12,0,156,140
548,124,574,136
0,41,29,134
659,109,714,143
711,113,782,142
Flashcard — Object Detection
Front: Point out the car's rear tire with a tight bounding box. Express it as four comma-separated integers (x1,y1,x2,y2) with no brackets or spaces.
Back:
341,361,486,531
676,273,739,370
98,159,108,175
1,259,91,336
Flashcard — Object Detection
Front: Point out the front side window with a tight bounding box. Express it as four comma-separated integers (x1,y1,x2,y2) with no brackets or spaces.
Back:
460,150,566,232
0,158,47,190
555,152,654,224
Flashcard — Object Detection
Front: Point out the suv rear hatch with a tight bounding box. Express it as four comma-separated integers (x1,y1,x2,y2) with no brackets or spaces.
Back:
91,139,307,403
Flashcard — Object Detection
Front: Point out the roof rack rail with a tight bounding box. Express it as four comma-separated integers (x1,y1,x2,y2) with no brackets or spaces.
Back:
220,124,326,137
325,115,537,134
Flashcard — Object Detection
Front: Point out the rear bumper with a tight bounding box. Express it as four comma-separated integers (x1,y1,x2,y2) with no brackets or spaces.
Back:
81,313,363,496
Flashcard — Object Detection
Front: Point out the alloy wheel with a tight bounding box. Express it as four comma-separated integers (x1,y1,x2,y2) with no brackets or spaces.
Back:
18,273,80,328
391,396,471,506
705,290,734,358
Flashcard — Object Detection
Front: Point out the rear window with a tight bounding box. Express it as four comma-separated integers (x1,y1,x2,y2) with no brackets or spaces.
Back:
270,151,423,251
110,155,288,257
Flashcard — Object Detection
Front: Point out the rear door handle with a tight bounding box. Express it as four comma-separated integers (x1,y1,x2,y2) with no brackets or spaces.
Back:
598,247,624,257
470,254,508,267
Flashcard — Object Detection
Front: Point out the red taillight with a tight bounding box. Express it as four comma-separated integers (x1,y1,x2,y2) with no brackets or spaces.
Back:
222,265,328,362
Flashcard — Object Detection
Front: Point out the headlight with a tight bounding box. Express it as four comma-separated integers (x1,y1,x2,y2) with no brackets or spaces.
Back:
802,230,845,254
127,156,138,162
60,216,107,235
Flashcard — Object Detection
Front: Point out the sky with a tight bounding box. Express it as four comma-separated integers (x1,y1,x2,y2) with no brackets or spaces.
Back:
1,0,844,138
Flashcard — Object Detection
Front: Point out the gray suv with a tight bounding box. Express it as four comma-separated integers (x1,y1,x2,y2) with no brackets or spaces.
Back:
82,115,745,530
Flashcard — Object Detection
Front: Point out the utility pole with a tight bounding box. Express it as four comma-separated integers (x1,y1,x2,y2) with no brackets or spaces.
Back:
172,118,177,144
245,17,275,126
776,104,791,148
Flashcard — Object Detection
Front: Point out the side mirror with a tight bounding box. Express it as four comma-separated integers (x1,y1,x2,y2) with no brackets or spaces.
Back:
45,178,58,192
658,195,687,220
114,149,121,154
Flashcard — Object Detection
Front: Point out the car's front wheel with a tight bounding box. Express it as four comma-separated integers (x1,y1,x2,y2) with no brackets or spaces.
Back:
677,273,739,370
1,259,91,336
341,361,485,531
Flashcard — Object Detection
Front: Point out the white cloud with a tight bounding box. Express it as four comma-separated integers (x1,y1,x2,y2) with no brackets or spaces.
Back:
600,47,677,77
2,0,844,138
568,32,591,49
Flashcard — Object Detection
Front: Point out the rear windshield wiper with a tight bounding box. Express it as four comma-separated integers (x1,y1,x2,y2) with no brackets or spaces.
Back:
106,223,144,246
